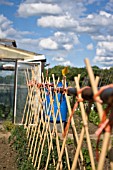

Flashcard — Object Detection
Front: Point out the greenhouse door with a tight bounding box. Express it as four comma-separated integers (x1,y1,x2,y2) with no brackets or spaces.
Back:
14,61,41,124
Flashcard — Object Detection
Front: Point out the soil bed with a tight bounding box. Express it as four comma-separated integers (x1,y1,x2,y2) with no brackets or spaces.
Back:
0,123,17,170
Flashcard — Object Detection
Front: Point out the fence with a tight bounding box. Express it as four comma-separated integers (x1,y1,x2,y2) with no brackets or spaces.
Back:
21,58,113,170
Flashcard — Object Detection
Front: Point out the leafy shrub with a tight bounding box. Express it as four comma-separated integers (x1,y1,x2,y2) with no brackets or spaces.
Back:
3,120,15,131
89,110,99,126
9,125,35,170
82,148,92,170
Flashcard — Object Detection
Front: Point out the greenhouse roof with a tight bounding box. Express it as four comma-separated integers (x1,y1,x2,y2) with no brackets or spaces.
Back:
0,43,46,62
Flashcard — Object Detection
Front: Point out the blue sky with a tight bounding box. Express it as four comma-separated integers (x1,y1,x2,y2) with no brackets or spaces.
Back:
0,0,113,68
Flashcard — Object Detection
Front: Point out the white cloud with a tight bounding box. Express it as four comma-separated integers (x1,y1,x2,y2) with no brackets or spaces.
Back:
0,28,6,38
54,31,79,44
87,14,94,19
2,0,113,68
93,41,113,67
100,11,111,18
17,3,62,17
37,31,79,52
91,35,113,41
20,0,87,19
86,43,93,50
0,14,12,28
98,42,113,51
39,38,58,50
38,15,78,29
52,57,74,67
0,14,35,43
62,60,74,66
63,44,73,50
52,57,64,62
79,11,113,36
0,14,13,38
37,10,113,36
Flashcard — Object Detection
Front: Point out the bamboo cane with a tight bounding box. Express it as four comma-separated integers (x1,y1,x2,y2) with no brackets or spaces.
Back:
71,76,96,170
41,75,63,169
28,86,44,151
42,75,56,167
24,69,33,127
32,74,48,165
27,99,37,148
29,89,45,157
33,77,57,168
71,126,85,170
40,76,63,170
28,107,40,156
32,115,42,163
85,58,111,170
33,107,49,167
56,75,82,170
35,111,54,169
65,93,86,170
71,75,99,170
26,76,36,138
40,76,56,169
52,74,70,170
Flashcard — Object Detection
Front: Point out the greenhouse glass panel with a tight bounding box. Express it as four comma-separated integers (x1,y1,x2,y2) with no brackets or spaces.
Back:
15,61,41,124
0,61,15,120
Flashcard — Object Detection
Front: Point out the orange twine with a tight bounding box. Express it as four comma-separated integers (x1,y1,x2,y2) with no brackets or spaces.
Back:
94,84,113,161
62,86,90,138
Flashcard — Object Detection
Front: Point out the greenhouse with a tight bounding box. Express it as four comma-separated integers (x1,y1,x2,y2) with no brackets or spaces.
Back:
0,39,46,124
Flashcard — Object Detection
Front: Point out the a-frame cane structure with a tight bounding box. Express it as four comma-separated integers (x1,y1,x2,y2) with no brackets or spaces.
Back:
21,59,113,170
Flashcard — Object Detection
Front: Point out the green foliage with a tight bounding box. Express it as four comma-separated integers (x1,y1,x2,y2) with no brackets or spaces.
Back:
44,64,113,86
3,120,15,131
9,125,35,170
47,65,89,82
0,104,11,119
39,137,68,170
66,137,74,145
89,110,100,126
82,148,92,170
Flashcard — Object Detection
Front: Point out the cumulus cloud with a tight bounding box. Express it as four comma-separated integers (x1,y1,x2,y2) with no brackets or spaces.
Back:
38,15,78,29
91,35,113,41
18,0,87,19
93,41,113,66
54,31,79,44
0,14,13,38
62,60,74,66
105,0,113,12
52,57,64,62
17,3,62,17
2,0,113,68
86,43,93,50
37,10,113,37
63,44,73,50
37,31,79,52
77,11,113,36
39,38,58,50
0,14,34,41
52,57,74,66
